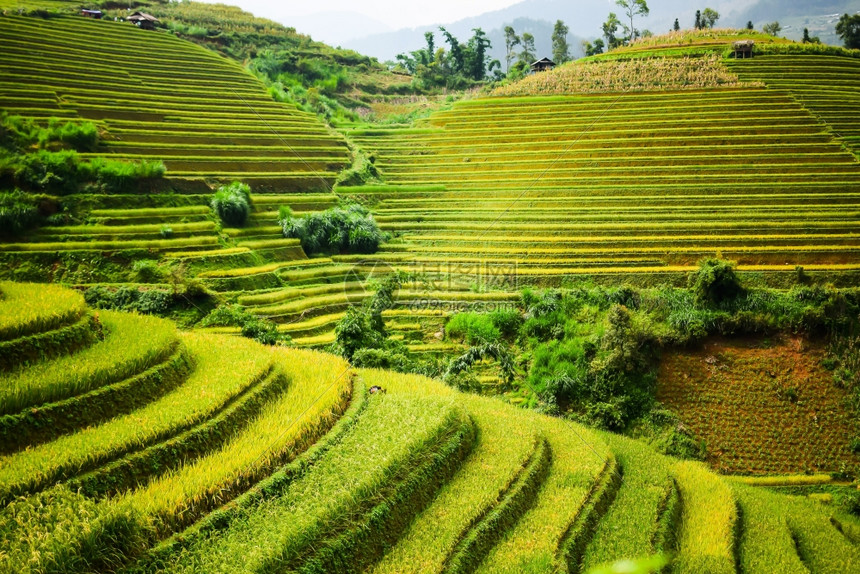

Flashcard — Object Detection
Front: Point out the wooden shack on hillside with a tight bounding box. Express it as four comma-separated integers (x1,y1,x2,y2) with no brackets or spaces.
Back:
732,40,755,58
530,57,556,73
81,9,102,19
128,11,159,30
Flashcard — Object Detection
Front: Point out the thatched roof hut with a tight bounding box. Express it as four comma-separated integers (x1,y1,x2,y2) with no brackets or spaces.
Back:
732,40,755,59
530,57,556,73
128,11,159,30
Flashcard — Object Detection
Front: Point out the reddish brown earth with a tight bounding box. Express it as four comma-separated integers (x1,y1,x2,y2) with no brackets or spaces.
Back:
658,336,860,475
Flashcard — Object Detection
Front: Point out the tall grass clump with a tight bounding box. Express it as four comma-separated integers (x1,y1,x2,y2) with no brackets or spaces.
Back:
279,203,384,255
688,257,744,307
0,190,41,236
211,182,252,227
3,151,165,195
1,114,98,153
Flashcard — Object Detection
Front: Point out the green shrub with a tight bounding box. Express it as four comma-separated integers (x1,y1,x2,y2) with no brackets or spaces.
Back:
527,304,658,430
445,370,482,393
335,305,385,360
136,290,173,315
199,304,252,328
84,286,172,316
445,312,500,345
351,348,411,371
129,260,164,284
1,114,98,153
2,149,163,195
199,304,289,346
89,158,165,192
0,190,40,236
521,288,565,340
12,150,81,193
241,317,289,346
48,119,98,152
160,225,174,239
846,491,860,517
689,258,744,307
489,309,523,339
280,203,383,256
335,148,380,187
211,182,252,227
445,342,515,386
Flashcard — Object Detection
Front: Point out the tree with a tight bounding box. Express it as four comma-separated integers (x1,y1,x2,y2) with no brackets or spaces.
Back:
503,26,520,72
424,31,435,64
552,20,571,64
582,38,605,56
673,18,680,31
702,8,720,28
603,12,623,49
439,26,464,74
762,21,781,36
616,0,649,43
746,20,754,30
689,258,744,307
836,13,860,50
466,28,493,81
802,27,821,44
519,32,536,65
694,10,702,29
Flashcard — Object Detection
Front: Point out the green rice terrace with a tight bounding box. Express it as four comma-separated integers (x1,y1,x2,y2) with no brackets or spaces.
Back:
0,13,349,188
2,4,860,573
1,282,859,574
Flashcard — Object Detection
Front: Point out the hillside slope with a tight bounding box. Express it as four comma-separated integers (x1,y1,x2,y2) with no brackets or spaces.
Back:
0,13,348,189
347,47,860,287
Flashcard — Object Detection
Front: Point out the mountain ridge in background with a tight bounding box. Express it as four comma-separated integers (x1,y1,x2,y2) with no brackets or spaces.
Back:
289,10,393,45
327,0,859,62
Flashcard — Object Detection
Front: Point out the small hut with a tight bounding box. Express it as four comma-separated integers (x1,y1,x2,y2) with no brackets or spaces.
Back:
81,9,103,19
128,11,159,30
732,40,755,59
530,57,556,73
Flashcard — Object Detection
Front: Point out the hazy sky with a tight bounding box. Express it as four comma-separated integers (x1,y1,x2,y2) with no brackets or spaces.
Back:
196,0,526,29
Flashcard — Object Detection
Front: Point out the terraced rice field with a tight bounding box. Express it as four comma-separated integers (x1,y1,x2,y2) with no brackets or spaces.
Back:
349,81,860,282
208,54,860,345
3,283,860,573
728,55,860,157
0,14,352,284
0,14,348,188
